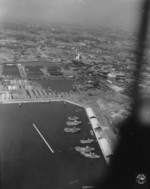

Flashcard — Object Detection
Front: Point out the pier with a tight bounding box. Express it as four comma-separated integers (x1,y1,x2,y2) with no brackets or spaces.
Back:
32,123,54,154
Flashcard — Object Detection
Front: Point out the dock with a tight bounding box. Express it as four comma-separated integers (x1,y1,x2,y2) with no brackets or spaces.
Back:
85,107,113,164
32,123,54,154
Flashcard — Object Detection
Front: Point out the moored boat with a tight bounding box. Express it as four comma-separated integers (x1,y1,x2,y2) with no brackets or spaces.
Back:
75,146,95,153
64,127,81,133
75,109,82,112
63,101,66,106
82,186,95,189
19,103,22,108
90,130,94,136
80,151,100,159
66,120,82,126
68,116,79,121
80,138,94,144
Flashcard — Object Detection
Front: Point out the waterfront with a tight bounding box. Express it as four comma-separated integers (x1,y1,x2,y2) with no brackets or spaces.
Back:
0,102,107,189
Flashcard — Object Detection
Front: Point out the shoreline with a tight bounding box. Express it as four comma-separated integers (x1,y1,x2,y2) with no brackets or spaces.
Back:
1,98,113,165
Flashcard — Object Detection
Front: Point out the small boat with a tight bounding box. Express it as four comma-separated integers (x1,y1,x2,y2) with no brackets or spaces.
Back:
75,146,95,153
64,127,81,133
75,109,82,112
68,116,79,121
63,101,66,106
82,186,95,189
80,138,94,144
90,130,94,136
66,120,82,126
80,151,100,159
19,103,22,108
68,180,79,185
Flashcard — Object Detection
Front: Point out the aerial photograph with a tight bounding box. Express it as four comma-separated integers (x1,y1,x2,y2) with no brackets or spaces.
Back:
0,0,150,189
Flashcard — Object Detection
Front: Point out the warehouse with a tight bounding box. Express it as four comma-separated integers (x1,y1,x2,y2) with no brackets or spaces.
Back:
86,107,96,119
98,138,113,164
90,117,101,129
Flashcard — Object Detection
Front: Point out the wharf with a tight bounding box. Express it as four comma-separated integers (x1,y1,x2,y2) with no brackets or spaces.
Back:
86,107,113,164
1,98,85,107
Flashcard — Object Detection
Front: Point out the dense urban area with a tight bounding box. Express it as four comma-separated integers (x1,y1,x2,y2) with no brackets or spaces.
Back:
0,21,150,151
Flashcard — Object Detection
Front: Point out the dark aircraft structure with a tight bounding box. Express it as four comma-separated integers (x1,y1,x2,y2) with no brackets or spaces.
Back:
96,0,150,188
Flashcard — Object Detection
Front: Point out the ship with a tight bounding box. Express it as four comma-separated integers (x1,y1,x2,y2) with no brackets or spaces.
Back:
80,138,94,144
68,116,79,121
80,151,100,159
66,120,82,126
75,146,95,153
64,127,81,133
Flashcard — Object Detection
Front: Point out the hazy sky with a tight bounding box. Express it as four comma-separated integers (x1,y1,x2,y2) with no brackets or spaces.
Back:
0,0,141,31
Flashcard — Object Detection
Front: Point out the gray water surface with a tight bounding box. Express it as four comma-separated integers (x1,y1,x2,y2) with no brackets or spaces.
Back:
0,102,107,189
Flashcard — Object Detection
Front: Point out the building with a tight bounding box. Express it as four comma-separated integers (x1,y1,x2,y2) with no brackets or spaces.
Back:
86,107,96,119
75,54,82,61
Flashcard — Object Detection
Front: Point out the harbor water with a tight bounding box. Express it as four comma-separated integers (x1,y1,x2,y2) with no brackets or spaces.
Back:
0,102,107,189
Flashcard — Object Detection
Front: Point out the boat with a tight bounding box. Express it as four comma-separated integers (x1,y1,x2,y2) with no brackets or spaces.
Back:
66,120,82,126
19,103,22,108
68,180,79,185
82,186,95,189
81,151,100,159
63,101,66,106
64,127,81,133
90,130,94,136
75,109,82,112
68,116,79,121
75,146,95,153
80,138,94,144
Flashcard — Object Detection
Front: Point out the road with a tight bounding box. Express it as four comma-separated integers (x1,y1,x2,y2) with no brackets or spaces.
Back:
37,46,48,58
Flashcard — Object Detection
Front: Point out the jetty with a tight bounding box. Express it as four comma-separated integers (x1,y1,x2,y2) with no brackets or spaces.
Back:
32,123,54,154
